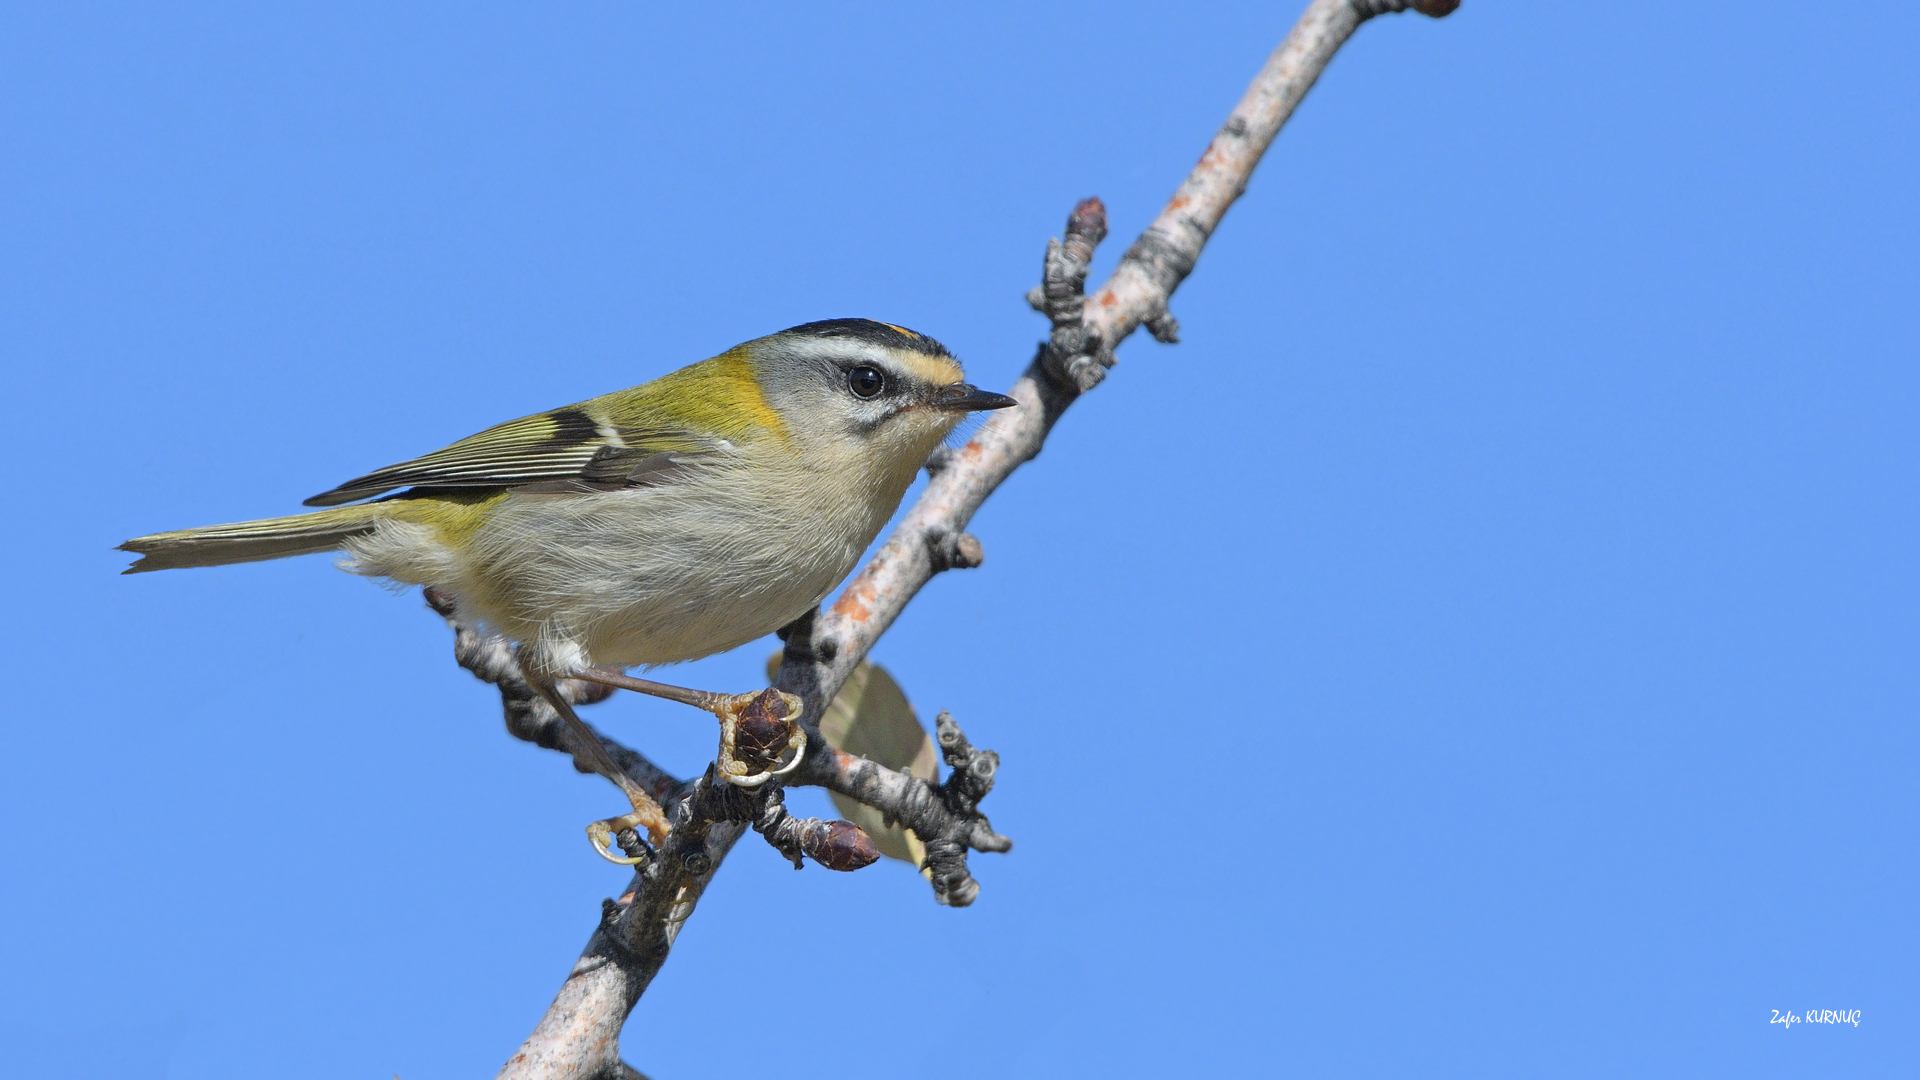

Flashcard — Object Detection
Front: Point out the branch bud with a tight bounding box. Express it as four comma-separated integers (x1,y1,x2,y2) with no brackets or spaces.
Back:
732,689,794,766
928,530,985,571
803,820,882,872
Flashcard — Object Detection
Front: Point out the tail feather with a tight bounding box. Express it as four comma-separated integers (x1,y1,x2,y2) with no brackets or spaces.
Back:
119,505,388,574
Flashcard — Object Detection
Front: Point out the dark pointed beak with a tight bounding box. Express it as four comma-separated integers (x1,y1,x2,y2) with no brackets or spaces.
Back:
929,383,1019,412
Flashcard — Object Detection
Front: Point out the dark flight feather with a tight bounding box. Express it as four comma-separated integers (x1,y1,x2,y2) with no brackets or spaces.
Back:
302,409,716,506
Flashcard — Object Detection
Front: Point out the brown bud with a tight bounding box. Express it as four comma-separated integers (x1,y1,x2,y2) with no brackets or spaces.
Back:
1067,196,1108,246
805,820,880,872
733,689,793,765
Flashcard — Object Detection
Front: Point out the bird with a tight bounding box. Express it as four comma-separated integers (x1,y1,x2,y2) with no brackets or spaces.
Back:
121,318,1015,853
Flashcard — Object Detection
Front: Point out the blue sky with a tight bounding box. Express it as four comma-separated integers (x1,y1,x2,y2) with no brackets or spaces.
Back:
2,2,1914,1077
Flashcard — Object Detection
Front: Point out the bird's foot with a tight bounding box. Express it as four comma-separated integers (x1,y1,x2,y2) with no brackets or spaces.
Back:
586,804,666,867
711,687,808,787
567,672,808,787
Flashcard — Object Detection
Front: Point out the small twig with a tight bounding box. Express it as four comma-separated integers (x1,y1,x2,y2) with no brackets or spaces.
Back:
795,710,1008,906
1027,197,1113,391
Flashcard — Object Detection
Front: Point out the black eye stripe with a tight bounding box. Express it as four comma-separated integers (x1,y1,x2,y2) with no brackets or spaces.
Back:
847,365,885,399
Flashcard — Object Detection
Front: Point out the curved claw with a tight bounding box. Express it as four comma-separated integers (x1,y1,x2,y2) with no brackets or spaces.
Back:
587,812,655,866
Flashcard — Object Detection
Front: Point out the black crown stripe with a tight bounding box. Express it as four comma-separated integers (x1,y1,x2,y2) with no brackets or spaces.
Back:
783,318,953,360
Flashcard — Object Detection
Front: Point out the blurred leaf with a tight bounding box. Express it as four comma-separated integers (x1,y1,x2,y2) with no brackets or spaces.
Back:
766,652,936,867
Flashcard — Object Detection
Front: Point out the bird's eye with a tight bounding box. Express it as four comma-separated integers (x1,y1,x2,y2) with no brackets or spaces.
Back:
847,365,885,399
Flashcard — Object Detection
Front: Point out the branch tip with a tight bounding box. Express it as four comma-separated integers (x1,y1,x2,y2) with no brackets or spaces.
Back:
1067,196,1108,244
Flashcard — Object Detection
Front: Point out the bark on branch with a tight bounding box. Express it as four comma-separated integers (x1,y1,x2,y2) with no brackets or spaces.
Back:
481,1,1456,1075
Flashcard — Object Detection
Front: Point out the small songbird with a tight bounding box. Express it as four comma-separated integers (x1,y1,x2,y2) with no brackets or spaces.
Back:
121,319,1014,850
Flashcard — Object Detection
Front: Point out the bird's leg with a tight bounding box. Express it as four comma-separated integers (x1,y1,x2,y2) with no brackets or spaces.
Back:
527,676,670,865
568,670,808,788
565,670,732,712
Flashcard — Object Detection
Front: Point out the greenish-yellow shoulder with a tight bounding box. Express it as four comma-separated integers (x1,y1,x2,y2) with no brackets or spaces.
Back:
589,346,788,444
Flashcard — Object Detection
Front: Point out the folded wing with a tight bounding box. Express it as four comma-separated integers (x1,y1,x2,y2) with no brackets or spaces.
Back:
302,406,716,506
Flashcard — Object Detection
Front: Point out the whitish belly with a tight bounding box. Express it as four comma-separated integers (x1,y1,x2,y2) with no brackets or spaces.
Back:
456,476,880,669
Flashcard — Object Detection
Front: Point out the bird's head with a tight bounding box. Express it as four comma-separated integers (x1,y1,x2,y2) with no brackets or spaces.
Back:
744,319,1015,472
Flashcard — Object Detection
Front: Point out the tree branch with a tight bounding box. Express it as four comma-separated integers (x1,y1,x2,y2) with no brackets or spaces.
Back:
483,1,1457,1074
